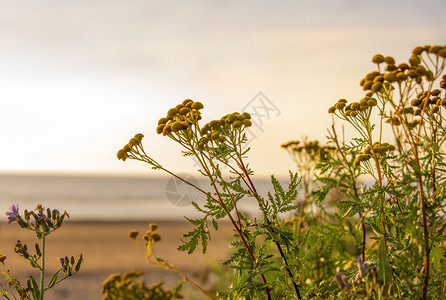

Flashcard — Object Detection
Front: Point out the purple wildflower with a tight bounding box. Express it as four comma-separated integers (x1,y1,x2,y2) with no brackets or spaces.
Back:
357,256,369,277
37,212,46,221
5,204,20,224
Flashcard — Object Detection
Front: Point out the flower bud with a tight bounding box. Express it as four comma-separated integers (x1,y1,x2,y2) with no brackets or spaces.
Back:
412,46,424,55
372,54,385,64
232,120,242,128
151,233,161,242
182,99,193,105
429,45,442,54
128,230,139,239
242,119,252,127
384,72,397,82
158,118,168,125
384,56,395,65
367,99,378,107
162,124,172,135
407,69,418,78
397,72,407,81
156,124,165,134
438,48,446,58
191,102,204,110
167,108,178,117
411,98,422,107
371,82,382,93
328,106,336,113
179,107,190,115
335,102,346,110
242,112,251,119
171,122,182,132
409,55,421,66
431,106,439,114
75,254,83,272
363,80,373,90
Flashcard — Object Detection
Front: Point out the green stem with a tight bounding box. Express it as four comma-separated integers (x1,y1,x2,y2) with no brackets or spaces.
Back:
40,232,46,300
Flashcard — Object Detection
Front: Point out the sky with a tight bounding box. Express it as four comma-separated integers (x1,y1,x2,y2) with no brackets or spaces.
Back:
1,0,446,178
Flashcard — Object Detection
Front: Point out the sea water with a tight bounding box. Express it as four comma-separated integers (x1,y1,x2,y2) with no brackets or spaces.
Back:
0,173,286,221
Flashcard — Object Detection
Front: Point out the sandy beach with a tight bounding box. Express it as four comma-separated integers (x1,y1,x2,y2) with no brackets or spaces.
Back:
0,220,234,300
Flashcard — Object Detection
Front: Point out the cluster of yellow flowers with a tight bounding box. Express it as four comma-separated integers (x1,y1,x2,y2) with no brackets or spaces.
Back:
353,142,396,166
197,112,252,148
116,133,144,161
411,89,446,115
281,139,335,163
328,96,377,117
127,223,161,243
156,99,204,135
360,44,446,94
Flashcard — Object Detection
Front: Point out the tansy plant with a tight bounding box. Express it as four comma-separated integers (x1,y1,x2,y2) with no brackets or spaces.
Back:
117,99,307,299
0,204,83,300
317,44,446,299
116,44,446,299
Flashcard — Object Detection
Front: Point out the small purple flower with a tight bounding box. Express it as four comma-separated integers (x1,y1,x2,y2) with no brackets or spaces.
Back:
357,256,368,277
5,204,20,224
37,212,46,221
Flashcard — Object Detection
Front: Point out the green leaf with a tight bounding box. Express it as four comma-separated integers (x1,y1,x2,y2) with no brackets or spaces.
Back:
46,269,62,289
378,237,391,285
30,276,40,300
29,260,40,269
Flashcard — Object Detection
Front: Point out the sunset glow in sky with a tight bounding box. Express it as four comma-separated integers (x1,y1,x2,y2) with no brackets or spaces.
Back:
1,0,446,177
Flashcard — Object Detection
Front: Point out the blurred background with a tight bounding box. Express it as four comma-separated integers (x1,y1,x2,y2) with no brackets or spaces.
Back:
1,0,446,220
1,2,446,299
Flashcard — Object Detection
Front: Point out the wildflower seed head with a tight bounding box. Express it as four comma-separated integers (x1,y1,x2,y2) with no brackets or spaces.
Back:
151,232,161,242
429,45,442,54
438,48,446,58
179,107,190,115
128,230,139,239
167,108,178,117
363,80,373,91
158,118,168,125
372,54,385,64
182,99,193,105
413,46,424,55
171,122,182,133
367,99,378,107
162,123,172,135
232,120,242,128
371,82,383,93
242,112,251,119
432,105,440,113
328,106,336,113
407,69,418,78
335,102,346,110
242,119,252,127
191,101,204,110
409,55,421,66
386,64,398,72
384,72,398,83
384,56,395,65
